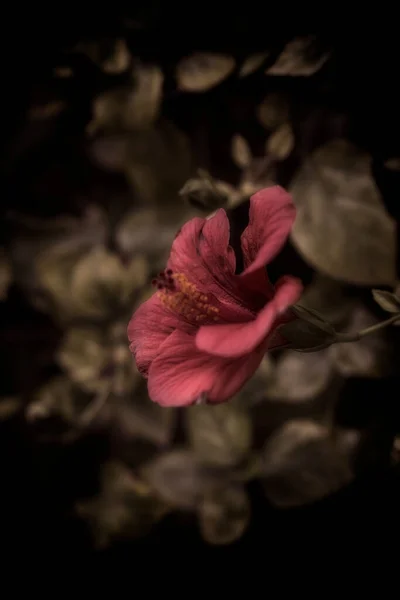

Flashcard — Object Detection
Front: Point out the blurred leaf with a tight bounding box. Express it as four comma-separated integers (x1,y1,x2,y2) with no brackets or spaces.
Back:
372,289,400,313
299,274,355,327
26,376,90,425
57,327,109,394
239,156,276,198
19,207,107,314
88,134,129,172
256,92,290,130
76,461,168,548
125,63,164,129
185,403,252,467
279,305,338,352
261,419,353,508
116,207,188,265
88,63,163,135
102,39,131,74
114,385,176,447
125,120,193,206
384,157,400,171
266,36,330,76
231,134,252,169
238,52,269,77
141,449,218,510
71,247,148,318
265,350,335,403
58,324,137,394
331,306,390,378
235,356,274,407
336,428,361,460
179,170,230,211
197,484,250,545
37,243,147,321
266,123,295,160
176,53,235,92
0,397,22,421
0,248,12,301
290,139,396,285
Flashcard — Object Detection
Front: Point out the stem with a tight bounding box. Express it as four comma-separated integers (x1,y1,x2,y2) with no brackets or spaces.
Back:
336,313,400,343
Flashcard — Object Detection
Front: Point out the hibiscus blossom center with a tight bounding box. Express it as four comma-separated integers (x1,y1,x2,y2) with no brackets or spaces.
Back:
152,269,219,324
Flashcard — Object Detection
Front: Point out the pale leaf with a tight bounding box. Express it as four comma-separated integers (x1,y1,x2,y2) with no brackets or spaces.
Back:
102,39,131,74
238,52,269,77
58,324,137,395
176,53,235,92
141,449,218,510
261,419,353,507
115,389,176,447
267,37,330,76
266,123,295,160
26,376,89,425
116,208,183,261
231,134,252,169
372,289,400,313
198,484,250,545
125,63,164,129
185,403,252,467
290,139,396,285
70,246,148,319
238,156,276,198
179,171,230,211
265,350,335,403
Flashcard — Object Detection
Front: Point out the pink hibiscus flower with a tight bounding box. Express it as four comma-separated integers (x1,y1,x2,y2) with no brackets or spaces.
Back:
128,185,303,407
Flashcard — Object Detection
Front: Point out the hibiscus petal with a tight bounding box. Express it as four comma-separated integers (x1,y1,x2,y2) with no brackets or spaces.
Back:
147,329,266,407
127,295,193,376
199,209,236,277
167,210,238,305
240,186,296,277
195,276,303,358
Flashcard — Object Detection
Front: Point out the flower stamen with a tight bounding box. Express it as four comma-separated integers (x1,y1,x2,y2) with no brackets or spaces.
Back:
154,271,219,323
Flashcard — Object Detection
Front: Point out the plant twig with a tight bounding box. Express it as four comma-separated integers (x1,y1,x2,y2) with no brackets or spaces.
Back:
335,313,400,343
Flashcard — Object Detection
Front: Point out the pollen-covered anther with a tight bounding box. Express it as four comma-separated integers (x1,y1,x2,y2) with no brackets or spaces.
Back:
156,271,220,323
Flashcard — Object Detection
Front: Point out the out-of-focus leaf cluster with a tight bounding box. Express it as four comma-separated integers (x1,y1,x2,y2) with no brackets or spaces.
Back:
1,34,398,549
